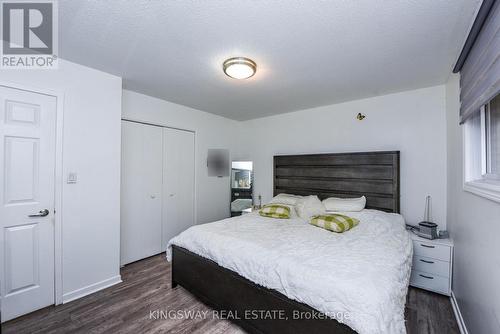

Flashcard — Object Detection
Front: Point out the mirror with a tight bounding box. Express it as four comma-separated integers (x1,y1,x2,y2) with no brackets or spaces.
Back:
230,161,253,216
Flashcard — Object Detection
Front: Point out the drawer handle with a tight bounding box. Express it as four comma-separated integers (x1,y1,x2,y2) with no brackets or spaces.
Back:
419,259,434,264
419,274,434,280
420,244,435,248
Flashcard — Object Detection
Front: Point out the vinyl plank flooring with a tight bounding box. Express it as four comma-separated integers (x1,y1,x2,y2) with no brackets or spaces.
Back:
2,254,459,334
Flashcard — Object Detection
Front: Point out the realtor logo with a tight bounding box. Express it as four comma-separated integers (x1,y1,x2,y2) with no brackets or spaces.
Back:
1,0,58,69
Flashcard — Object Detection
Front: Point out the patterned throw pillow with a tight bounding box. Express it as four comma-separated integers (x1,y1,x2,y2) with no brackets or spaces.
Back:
259,204,291,219
309,214,359,233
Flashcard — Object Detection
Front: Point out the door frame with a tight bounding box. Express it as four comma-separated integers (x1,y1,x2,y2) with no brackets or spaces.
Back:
121,118,198,227
0,80,65,306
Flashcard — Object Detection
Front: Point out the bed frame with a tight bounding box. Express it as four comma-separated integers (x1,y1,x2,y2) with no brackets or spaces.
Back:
172,151,400,334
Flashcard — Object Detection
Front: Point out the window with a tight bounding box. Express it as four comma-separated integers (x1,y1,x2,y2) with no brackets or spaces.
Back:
464,93,500,202
486,96,500,176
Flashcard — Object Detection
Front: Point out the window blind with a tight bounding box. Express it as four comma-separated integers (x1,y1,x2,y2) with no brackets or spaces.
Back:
459,0,500,124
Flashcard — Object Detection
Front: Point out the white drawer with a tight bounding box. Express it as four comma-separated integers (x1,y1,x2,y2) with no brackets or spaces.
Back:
410,270,450,295
412,255,450,277
412,240,451,261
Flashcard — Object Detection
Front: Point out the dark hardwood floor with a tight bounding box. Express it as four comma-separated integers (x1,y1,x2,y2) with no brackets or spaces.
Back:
2,255,459,334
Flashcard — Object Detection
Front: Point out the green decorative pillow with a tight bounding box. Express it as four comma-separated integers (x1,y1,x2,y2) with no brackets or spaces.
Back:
259,204,291,219
310,214,359,233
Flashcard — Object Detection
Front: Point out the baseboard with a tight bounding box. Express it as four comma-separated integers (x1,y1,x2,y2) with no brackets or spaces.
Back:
62,275,122,303
450,291,469,334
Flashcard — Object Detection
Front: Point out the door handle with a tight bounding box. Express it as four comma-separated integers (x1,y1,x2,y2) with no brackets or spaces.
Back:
28,209,50,217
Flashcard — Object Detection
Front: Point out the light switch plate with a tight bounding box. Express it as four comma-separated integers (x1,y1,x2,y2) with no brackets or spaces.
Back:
67,172,77,184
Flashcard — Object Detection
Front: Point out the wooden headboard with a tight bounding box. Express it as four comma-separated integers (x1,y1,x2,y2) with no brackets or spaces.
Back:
273,151,400,213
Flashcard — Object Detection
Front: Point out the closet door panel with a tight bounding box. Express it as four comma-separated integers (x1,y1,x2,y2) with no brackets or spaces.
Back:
162,128,195,250
121,121,163,265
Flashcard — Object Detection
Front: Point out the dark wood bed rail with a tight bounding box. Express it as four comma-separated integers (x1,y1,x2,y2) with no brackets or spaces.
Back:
172,246,356,334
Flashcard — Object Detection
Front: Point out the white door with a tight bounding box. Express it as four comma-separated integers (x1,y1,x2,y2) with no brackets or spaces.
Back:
0,86,56,322
162,128,195,250
120,121,163,265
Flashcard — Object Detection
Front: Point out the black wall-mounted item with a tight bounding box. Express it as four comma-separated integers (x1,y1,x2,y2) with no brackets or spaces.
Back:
207,149,229,177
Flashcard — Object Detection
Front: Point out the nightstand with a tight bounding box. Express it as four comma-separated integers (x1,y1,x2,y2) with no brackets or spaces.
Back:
409,232,453,296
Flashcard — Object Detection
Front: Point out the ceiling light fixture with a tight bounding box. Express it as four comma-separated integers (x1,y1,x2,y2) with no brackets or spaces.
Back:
223,57,256,79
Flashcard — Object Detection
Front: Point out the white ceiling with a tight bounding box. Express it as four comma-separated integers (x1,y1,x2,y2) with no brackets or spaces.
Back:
60,0,481,121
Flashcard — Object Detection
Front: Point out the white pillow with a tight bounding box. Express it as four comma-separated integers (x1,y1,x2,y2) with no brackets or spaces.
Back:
322,196,366,212
268,193,303,206
295,195,326,219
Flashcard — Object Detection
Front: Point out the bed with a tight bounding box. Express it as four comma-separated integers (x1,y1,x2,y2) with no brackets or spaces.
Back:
167,151,412,334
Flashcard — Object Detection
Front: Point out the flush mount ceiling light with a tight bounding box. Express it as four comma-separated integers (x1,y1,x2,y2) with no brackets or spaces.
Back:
223,57,256,79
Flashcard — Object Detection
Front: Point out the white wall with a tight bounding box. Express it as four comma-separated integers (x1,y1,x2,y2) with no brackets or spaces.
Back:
122,90,242,224
239,86,448,228
446,74,500,334
0,60,122,300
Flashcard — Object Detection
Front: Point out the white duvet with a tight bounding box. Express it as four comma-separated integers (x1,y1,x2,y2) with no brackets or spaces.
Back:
167,209,412,334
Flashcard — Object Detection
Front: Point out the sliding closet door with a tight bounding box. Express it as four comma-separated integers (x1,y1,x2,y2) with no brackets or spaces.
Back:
121,121,163,265
162,128,195,250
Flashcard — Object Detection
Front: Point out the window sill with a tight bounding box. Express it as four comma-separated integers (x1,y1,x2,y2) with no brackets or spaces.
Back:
463,180,500,203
